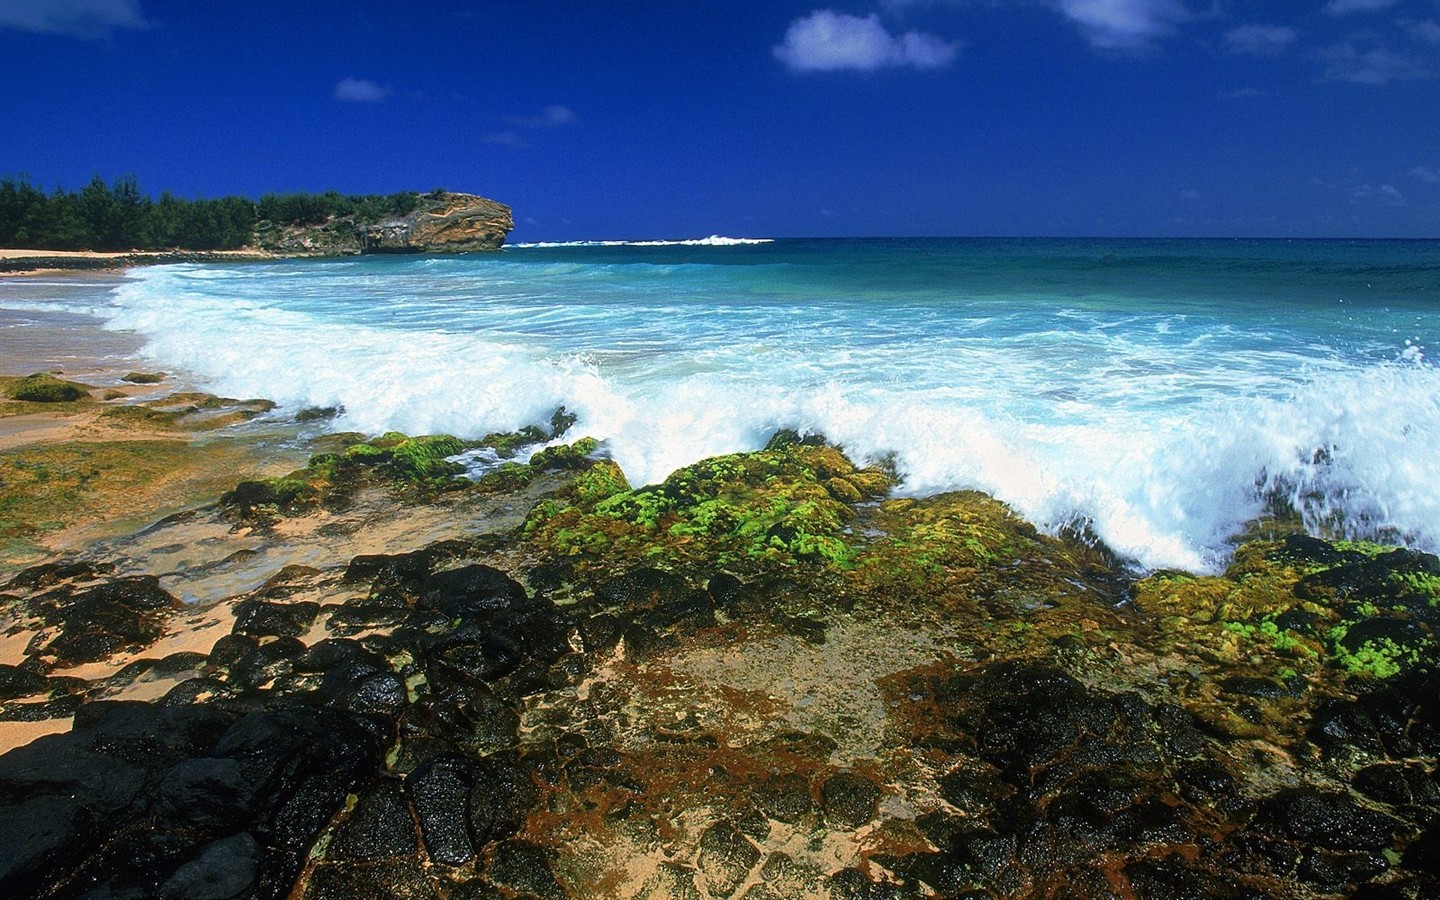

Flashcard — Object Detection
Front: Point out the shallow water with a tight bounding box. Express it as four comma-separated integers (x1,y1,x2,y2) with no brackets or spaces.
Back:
0,274,142,379
4,238,1439,572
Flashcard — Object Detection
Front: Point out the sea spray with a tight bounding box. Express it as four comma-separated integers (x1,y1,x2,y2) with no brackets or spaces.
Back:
71,239,1440,572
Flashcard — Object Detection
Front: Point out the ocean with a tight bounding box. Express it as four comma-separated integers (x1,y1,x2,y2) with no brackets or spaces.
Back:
4,237,1438,573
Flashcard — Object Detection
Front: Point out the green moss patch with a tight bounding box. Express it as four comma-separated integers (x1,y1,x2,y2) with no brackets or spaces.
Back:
2,373,92,404
0,439,251,567
1134,533,1438,682
522,442,891,576
222,432,472,522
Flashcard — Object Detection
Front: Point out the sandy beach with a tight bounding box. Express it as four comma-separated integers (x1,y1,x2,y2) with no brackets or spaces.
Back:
0,247,272,278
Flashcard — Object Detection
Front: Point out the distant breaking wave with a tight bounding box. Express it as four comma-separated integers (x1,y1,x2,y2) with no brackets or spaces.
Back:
506,236,773,249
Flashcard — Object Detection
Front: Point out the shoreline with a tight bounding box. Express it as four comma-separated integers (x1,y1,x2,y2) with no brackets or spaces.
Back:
0,274,1437,898
0,247,276,278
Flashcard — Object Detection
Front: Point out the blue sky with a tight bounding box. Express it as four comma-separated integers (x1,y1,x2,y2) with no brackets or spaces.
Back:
1,0,1438,240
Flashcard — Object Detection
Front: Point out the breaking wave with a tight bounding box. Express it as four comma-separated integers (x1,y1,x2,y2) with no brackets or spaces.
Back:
92,243,1440,573
507,236,773,249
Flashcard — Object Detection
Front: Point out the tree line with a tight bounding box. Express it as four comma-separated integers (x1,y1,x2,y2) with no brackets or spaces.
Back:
0,174,429,252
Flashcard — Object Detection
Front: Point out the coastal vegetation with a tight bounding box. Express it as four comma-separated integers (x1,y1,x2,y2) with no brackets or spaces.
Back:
0,174,432,252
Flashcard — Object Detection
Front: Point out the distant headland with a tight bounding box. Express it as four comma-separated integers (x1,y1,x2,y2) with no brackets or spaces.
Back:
0,175,513,273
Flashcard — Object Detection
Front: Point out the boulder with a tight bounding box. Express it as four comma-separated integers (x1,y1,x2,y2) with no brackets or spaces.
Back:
6,373,89,403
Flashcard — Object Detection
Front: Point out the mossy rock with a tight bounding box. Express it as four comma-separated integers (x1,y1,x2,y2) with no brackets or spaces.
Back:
1135,533,1439,682
382,434,468,480
530,437,599,471
479,425,549,458
522,439,890,576
1,438,265,566
5,373,91,403
220,477,320,520
219,431,478,522
295,405,341,422
120,372,165,384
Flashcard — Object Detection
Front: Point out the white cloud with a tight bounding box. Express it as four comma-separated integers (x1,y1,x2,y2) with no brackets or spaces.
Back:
1053,0,1193,52
1223,24,1297,57
1323,0,1398,16
333,77,392,103
1350,183,1406,205
1412,166,1440,183
483,131,529,149
1314,39,1433,84
0,0,147,38
1401,19,1440,46
508,105,579,128
774,10,958,72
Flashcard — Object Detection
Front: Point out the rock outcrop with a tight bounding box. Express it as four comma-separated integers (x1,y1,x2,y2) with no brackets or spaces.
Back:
3,424,1438,899
255,192,513,256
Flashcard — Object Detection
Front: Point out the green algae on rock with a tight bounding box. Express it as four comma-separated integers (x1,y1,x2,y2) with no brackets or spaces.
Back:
100,392,278,431
522,440,893,577
221,432,472,523
219,425,602,525
2,373,91,404
1133,533,1439,686
0,439,270,566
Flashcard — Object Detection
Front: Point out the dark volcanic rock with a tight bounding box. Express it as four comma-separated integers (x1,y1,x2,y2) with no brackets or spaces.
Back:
407,753,481,866
36,584,168,665
301,860,442,900
754,773,813,823
229,637,306,690
157,831,261,900
1296,546,1440,603
0,796,94,894
74,575,177,610
232,599,321,638
468,754,540,847
0,663,48,700
335,779,419,861
484,839,568,900
820,771,882,828
1254,788,1400,851
209,707,381,848
418,564,531,620
699,821,761,897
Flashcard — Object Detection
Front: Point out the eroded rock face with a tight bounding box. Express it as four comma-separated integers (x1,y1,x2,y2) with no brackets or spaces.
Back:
362,193,513,253
257,192,513,256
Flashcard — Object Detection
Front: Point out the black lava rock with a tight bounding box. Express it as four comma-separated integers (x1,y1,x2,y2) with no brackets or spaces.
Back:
232,599,321,638
754,773,813,823
1255,788,1399,851
821,771,882,828
484,839,568,900
418,565,530,620
335,779,420,861
0,663,48,700
157,831,261,900
407,754,481,866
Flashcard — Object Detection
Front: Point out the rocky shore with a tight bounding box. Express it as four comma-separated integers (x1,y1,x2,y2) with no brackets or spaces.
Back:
0,372,1436,899
0,191,514,275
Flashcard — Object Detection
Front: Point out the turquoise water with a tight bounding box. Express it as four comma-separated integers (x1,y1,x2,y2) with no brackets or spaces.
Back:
6,237,1440,571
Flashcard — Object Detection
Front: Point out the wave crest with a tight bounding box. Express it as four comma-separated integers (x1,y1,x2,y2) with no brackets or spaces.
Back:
507,235,773,249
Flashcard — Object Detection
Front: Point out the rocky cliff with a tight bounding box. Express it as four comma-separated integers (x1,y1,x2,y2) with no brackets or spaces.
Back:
254,192,513,256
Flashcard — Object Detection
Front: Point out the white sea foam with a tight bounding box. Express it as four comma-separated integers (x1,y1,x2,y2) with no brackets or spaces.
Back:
97,257,1440,574
507,236,773,249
